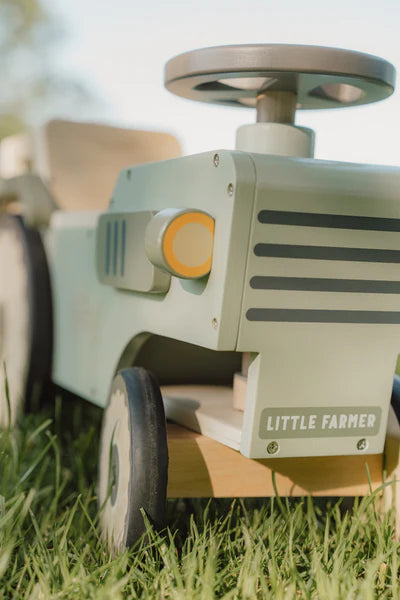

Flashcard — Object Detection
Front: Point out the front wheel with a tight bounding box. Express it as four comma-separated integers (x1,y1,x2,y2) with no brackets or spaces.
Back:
98,367,168,550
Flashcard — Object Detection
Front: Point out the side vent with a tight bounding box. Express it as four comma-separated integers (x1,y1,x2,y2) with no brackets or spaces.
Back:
97,211,170,293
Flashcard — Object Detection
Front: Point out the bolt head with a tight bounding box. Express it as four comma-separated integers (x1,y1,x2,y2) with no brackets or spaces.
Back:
267,441,279,455
227,183,234,196
212,318,218,330
213,153,219,167
357,438,368,451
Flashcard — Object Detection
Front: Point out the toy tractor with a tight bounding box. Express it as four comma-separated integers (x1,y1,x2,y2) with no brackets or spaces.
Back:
1,43,400,550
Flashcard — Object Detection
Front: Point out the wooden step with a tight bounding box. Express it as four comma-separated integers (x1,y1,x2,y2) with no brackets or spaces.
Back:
167,422,398,499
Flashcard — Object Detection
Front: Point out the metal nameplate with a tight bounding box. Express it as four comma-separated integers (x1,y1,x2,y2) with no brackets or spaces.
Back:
259,407,381,439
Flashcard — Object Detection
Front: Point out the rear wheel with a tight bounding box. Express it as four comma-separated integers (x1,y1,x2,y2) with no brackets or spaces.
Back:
0,214,52,426
98,367,168,550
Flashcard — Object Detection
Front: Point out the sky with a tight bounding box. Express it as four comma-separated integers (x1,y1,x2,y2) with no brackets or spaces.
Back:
43,0,400,166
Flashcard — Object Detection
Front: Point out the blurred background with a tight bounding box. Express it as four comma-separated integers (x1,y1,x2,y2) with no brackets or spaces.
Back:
1,0,399,165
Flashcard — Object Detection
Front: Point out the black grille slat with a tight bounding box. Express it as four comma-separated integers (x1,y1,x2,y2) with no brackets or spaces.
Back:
246,308,400,324
254,243,400,264
250,276,400,294
258,210,400,232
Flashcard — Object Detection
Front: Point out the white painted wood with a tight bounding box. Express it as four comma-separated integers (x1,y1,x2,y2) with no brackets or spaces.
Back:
0,220,30,426
236,123,314,157
162,385,242,450
98,379,131,550
0,134,32,179
0,175,57,227
233,372,246,411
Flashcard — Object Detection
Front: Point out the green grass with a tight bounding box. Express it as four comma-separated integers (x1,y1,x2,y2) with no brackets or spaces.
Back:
0,396,399,599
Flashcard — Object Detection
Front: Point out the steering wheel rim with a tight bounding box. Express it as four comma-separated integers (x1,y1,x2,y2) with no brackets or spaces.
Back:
165,44,396,110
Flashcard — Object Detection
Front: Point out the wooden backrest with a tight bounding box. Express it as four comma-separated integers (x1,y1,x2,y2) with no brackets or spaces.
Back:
0,120,181,211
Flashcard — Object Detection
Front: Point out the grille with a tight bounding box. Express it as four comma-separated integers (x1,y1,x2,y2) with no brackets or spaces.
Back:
245,209,400,324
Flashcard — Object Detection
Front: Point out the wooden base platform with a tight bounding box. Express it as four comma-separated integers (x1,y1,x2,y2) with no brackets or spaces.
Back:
167,423,400,499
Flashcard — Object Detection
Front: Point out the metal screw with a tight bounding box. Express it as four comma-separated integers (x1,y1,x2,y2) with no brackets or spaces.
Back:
357,438,368,451
213,153,219,167
227,183,234,196
267,441,279,455
212,318,218,330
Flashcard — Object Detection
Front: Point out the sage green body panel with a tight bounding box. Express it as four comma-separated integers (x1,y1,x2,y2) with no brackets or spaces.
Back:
44,149,400,459
44,151,255,406
237,154,400,457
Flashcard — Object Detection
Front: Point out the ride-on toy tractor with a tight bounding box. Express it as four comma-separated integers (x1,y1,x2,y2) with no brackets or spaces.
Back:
1,44,400,550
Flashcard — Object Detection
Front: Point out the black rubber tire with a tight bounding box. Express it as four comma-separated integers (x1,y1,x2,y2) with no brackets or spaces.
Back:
0,214,52,425
98,367,168,549
391,374,400,424
23,219,53,411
